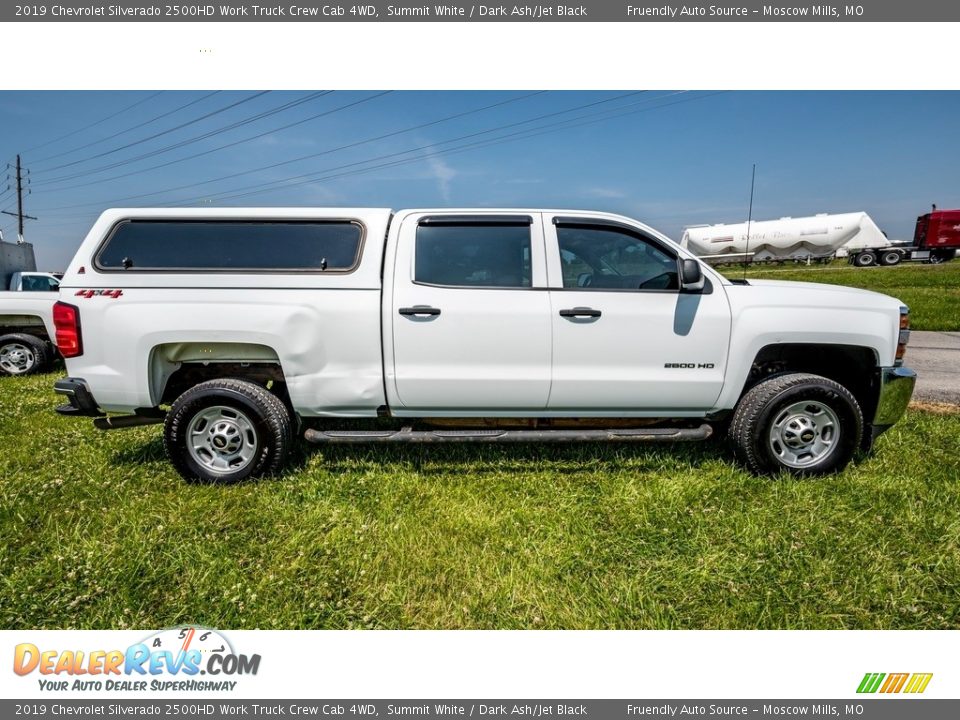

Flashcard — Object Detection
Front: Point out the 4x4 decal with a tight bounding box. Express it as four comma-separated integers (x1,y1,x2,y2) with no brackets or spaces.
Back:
75,289,123,299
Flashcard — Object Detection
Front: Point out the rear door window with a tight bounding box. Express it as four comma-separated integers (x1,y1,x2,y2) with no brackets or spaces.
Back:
415,221,532,288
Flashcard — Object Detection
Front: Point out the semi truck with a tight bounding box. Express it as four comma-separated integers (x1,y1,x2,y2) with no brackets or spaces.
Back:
52,207,915,481
846,208,960,267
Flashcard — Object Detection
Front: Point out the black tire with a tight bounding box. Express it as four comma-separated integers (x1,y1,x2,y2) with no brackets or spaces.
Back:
164,378,293,483
853,252,877,267
730,373,863,477
879,250,902,266
0,333,51,376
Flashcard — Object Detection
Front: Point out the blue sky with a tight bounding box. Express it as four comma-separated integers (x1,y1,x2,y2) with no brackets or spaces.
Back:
0,90,958,269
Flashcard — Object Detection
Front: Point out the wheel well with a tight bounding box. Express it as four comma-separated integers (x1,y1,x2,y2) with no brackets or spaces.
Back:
0,328,50,342
159,362,290,408
0,315,51,343
745,344,880,420
149,342,290,409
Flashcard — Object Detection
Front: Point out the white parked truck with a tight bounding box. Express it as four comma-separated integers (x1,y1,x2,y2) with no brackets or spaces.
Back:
53,208,916,480
681,212,893,263
0,271,61,375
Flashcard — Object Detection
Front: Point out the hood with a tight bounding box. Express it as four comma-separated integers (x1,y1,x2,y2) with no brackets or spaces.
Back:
744,278,902,303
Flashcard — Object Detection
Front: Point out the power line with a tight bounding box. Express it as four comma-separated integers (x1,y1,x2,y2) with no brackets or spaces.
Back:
22,92,163,154
37,91,724,218
186,92,713,206
175,91,662,205
30,91,222,165
33,91,274,175
168,90,616,202
34,218,99,231
33,91,546,212
32,91,329,187
40,90,640,212
34,91,387,194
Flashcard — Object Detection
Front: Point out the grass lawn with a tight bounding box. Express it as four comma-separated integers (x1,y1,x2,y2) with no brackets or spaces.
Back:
718,260,960,331
1,371,958,630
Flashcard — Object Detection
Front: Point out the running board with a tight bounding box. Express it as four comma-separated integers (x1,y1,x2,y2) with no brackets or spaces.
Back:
93,412,165,430
303,424,712,445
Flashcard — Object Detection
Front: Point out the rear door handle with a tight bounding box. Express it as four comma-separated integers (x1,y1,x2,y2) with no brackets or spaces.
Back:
399,306,442,317
559,307,602,318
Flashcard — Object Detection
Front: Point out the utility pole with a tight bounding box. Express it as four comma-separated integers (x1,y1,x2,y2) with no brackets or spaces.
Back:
2,155,37,244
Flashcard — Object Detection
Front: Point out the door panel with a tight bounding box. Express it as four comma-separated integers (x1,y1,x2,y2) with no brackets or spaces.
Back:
545,216,731,412
548,289,730,410
389,212,552,412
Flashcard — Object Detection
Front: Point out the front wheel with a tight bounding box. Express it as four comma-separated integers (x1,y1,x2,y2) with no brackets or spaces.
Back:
730,373,863,477
164,378,293,483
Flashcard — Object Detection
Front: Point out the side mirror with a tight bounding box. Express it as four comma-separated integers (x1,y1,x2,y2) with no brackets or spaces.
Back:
680,258,705,291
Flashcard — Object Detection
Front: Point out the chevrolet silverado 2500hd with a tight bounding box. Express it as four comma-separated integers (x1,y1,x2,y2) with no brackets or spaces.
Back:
52,208,916,481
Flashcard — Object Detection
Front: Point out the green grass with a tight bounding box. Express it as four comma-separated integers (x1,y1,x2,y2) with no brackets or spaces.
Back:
718,260,960,331
1,372,958,630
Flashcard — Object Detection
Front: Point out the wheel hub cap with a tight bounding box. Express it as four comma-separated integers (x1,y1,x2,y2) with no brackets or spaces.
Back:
768,401,840,469
187,406,258,476
0,343,35,374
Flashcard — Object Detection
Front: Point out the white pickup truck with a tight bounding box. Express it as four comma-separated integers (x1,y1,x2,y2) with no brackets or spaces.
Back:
0,271,61,375
52,208,916,481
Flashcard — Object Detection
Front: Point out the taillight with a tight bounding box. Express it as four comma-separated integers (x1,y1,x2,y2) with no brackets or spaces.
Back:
896,306,910,365
53,302,83,358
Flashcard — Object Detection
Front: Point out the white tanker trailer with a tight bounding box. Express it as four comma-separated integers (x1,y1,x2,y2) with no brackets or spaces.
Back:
680,212,893,263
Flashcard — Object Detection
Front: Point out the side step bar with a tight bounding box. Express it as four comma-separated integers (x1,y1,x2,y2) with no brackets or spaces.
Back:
304,424,712,445
93,411,165,430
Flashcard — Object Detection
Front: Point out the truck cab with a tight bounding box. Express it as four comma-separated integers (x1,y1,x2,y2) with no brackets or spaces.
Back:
914,208,960,263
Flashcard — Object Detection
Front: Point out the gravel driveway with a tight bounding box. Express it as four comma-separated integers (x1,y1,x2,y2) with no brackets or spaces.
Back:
905,331,960,405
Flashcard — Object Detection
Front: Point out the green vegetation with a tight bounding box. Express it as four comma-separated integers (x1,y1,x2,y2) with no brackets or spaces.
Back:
1,372,958,630
719,260,960,331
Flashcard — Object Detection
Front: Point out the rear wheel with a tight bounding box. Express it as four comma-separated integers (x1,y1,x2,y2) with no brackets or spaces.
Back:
164,378,293,483
730,373,863,477
879,250,902,266
853,251,877,267
0,333,51,376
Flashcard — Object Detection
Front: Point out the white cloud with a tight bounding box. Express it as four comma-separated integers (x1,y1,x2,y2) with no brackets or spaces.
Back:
584,186,627,199
424,151,456,202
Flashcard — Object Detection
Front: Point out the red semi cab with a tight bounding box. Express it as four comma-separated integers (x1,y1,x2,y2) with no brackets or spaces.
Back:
915,208,960,260
848,208,960,266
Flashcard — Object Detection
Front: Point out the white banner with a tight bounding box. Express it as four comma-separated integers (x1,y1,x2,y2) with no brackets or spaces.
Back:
2,630,955,699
